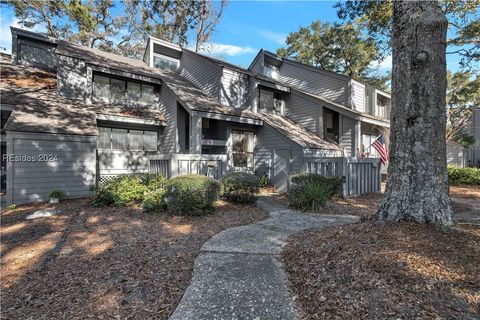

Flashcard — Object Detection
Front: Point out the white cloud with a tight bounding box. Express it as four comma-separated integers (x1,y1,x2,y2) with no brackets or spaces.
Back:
258,30,286,45
0,16,20,53
199,43,256,57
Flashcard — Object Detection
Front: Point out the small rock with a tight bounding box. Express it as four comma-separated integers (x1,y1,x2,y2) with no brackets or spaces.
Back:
26,209,62,220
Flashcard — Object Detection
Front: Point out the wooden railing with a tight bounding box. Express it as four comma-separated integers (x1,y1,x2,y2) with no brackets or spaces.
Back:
149,154,228,179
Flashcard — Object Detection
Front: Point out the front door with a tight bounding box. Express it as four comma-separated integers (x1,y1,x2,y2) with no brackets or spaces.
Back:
273,148,291,192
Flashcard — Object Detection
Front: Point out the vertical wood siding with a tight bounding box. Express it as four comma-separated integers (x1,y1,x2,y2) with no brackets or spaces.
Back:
284,91,323,135
340,116,356,157
179,50,222,99
9,133,96,204
220,68,250,109
351,80,365,112
158,86,178,153
278,62,349,105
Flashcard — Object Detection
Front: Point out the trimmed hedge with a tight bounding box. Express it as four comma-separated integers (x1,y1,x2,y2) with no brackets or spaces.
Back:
448,166,480,185
288,174,344,212
221,172,260,204
166,174,221,216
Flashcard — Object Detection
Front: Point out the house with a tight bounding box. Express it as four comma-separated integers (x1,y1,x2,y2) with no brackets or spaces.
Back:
465,108,480,167
1,28,390,205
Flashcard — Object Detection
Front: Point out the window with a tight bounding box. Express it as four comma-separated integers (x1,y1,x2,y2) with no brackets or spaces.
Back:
259,89,274,112
264,64,279,79
97,127,158,151
259,89,284,114
93,74,158,105
232,130,254,169
153,54,179,72
93,75,110,102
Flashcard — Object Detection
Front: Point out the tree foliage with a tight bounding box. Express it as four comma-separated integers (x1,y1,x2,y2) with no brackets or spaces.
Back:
335,0,480,71
276,21,388,88
2,0,227,58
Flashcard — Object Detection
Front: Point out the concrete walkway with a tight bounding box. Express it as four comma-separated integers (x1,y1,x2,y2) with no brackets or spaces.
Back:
170,197,360,320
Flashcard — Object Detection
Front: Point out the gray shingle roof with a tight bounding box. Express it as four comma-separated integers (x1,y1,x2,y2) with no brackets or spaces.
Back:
1,61,165,136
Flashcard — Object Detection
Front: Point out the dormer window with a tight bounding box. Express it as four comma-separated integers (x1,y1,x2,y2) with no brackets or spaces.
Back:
258,88,284,115
263,64,279,79
93,73,158,105
153,54,179,72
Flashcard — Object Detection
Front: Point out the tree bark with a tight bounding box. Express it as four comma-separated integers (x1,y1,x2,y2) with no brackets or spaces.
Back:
377,0,453,225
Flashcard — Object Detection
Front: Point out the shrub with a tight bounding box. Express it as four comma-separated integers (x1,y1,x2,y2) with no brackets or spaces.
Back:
291,173,344,198
166,175,221,216
448,166,480,185
288,174,345,212
288,182,328,212
91,173,167,207
258,175,271,188
90,189,116,207
221,172,260,204
142,188,167,213
48,189,65,199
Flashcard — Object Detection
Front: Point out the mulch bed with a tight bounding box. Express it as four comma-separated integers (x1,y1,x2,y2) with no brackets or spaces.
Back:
283,222,480,319
1,198,268,319
450,185,480,200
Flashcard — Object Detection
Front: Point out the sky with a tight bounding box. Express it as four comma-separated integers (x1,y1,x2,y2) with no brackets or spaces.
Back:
0,1,468,73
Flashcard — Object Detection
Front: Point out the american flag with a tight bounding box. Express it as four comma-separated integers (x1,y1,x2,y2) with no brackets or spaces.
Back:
372,135,388,165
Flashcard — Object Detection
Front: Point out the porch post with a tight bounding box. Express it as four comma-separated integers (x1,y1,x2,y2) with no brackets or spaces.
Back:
355,120,362,155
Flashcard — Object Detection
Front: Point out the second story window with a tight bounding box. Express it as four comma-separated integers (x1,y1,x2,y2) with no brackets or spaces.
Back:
93,74,158,106
263,64,279,79
259,88,284,115
98,127,158,151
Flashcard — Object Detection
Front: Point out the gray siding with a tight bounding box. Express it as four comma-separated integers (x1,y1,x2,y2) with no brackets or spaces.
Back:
57,55,87,100
340,116,356,157
97,150,154,175
250,54,264,75
278,61,349,105
446,141,467,168
284,91,323,135
179,50,222,98
16,38,57,70
351,80,365,112
158,86,178,153
255,124,303,177
220,68,250,109
143,41,151,66
7,132,96,205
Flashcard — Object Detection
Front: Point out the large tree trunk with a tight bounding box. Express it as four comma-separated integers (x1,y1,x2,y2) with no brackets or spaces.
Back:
377,0,453,225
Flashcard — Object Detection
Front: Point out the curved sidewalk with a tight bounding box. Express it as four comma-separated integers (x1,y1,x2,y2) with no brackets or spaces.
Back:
170,198,360,320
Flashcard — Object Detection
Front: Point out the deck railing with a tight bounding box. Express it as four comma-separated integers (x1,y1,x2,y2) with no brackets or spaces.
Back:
149,154,228,179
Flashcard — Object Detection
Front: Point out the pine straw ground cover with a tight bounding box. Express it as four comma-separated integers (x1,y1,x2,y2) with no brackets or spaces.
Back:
281,187,480,320
1,198,268,319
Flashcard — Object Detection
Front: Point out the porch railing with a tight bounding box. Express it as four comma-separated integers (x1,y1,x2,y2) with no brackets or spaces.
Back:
149,154,228,179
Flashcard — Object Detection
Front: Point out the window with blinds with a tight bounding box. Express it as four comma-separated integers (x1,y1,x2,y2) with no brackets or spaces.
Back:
93,74,158,106
97,127,158,151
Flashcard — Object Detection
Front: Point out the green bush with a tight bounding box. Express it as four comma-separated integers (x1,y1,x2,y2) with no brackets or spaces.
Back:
288,182,328,212
221,172,260,203
143,188,167,213
258,175,271,188
91,189,116,207
448,166,480,185
48,189,65,199
166,175,221,216
288,174,345,212
91,173,167,207
291,173,344,198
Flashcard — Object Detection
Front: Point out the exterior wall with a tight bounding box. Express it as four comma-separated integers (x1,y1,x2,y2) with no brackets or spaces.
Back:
158,86,179,153
143,41,151,66
179,50,222,99
220,68,250,109
15,37,57,70
57,55,87,100
284,91,323,135
466,109,480,167
351,80,365,112
249,53,264,75
6,132,96,205
446,141,467,168
97,150,155,175
340,115,356,157
277,61,350,105
254,123,304,178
